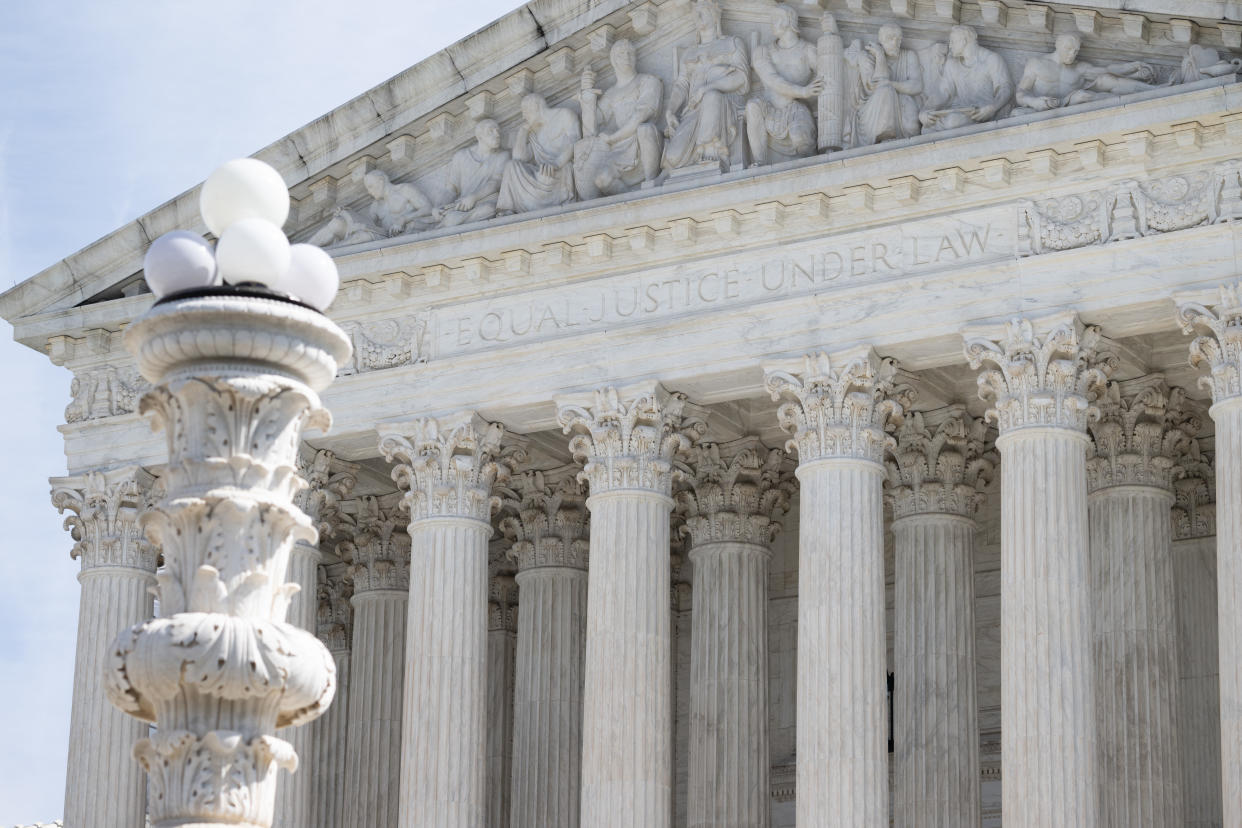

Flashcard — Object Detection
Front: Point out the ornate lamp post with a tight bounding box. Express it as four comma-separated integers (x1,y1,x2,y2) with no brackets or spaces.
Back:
103,159,352,828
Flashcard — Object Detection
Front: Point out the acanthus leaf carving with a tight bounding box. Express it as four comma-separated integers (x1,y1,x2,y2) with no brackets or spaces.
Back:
764,348,912,464
1086,378,1201,491
557,384,707,495
488,573,519,633
1177,281,1242,403
885,405,994,519
964,317,1116,433
1172,440,1215,540
499,467,590,571
676,437,795,547
316,562,354,651
337,494,411,593
50,466,158,572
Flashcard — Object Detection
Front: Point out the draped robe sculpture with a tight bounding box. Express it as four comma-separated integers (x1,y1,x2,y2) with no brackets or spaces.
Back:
435,118,510,228
745,4,824,166
497,93,581,215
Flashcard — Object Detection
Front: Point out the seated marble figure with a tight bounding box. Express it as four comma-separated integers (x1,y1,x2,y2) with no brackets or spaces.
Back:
434,118,510,228
1013,33,1155,114
919,25,1012,133
497,93,580,215
573,38,663,200
843,23,924,146
745,3,824,166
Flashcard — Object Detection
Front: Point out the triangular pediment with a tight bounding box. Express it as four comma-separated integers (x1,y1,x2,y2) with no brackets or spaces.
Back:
2,0,1237,329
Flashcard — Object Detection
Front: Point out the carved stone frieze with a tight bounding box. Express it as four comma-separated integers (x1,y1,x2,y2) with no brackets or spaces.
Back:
764,348,912,464
1086,378,1201,491
1172,441,1216,540
557,384,706,496
1177,280,1242,403
338,494,411,593
675,437,795,547
499,467,590,571
339,314,429,376
379,412,524,523
65,365,150,423
50,466,158,572
1019,164,1242,256
316,563,354,651
885,406,994,519
964,317,1116,433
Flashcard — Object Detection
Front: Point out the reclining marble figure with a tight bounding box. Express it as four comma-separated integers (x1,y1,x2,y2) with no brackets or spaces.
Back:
307,169,433,246
573,39,663,200
1013,33,1155,114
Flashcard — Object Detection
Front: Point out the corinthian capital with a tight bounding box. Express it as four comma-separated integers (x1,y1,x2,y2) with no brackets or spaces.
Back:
339,495,411,592
676,437,795,547
499,467,590,571
488,574,519,633
316,563,353,652
886,406,994,519
50,465,158,573
964,316,1116,433
378,412,525,523
1172,440,1215,541
556,383,707,496
1087,378,1201,492
763,347,912,464
295,448,359,538
1177,281,1242,403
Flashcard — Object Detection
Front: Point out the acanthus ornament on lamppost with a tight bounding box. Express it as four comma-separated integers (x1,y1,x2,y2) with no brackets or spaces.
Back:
102,158,352,828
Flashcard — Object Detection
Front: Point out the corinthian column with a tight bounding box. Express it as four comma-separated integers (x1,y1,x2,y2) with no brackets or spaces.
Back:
886,407,989,827
964,316,1115,827
487,573,518,828
1086,378,1195,824
106,294,350,828
500,469,590,828
378,414,521,828
764,348,910,827
1172,442,1223,826
51,466,157,828
557,384,705,828
277,449,355,828
309,563,354,828
678,438,793,828
1178,282,1242,823
342,495,410,828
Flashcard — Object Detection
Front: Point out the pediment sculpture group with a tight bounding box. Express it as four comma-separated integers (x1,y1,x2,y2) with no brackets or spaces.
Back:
310,0,1239,248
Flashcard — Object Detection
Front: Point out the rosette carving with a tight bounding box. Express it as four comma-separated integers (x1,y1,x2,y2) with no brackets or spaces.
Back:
1172,441,1215,541
676,437,795,547
338,495,411,593
50,466,158,572
499,468,590,571
764,348,912,464
1177,282,1242,403
964,317,1116,433
885,406,994,519
1086,379,1201,492
556,384,707,495
378,412,524,523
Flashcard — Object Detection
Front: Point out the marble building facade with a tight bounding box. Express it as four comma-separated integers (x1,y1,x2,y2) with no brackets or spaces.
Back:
5,0,1242,825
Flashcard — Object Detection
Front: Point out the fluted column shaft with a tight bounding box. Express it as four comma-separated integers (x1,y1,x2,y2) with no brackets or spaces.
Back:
66,565,155,828
1089,485,1182,825
687,540,770,828
510,566,588,827
998,428,1096,823
345,589,407,828
1174,535,1222,827
487,578,518,828
892,513,981,827
1213,398,1242,818
311,647,351,828
274,542,320,828
797,457,888,824
580,489,674,825
402,517,491,828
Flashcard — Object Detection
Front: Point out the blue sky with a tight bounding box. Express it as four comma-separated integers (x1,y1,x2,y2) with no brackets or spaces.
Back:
0,1,521,821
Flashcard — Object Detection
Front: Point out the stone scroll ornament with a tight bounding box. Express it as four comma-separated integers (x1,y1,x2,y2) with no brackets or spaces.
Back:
105,158,353,828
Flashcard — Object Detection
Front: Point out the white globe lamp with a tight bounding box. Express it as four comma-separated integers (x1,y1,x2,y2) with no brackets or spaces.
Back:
200,158,290,236
215,218,292,287
143,230,219,298
278,244,341,311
